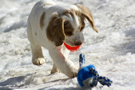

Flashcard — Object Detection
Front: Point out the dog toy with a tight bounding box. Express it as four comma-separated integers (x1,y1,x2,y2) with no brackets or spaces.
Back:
77,54,112,88
64,43,81,52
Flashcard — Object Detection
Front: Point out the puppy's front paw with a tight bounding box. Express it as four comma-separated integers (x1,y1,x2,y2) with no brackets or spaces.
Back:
32,58,45,65
65,66,78,78
71,67,78,78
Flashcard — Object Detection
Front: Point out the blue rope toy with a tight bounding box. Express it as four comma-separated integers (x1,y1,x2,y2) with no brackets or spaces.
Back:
77,54,112,88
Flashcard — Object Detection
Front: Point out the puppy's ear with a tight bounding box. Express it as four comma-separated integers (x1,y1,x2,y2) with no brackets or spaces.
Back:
47,14,65,46
77,4,98,33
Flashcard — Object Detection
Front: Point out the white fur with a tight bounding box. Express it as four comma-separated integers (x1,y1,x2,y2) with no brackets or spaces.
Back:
27,0,84,77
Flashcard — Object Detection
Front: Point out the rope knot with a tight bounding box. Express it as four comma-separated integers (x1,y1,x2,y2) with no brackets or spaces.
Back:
88,68,113,87
77,53,113,88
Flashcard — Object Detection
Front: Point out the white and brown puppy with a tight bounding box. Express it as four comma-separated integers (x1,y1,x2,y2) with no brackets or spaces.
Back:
27,0,98,78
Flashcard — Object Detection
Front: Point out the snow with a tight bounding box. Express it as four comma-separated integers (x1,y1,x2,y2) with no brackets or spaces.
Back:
0,0,135,90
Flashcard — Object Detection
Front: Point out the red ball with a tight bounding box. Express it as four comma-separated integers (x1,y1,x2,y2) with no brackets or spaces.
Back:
64,43,81,52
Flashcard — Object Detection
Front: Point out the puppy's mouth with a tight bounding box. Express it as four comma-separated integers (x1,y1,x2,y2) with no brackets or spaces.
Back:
64,40,83,47
64,42,82,52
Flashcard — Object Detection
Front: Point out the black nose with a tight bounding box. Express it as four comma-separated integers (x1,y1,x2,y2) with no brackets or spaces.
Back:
74,41,82,46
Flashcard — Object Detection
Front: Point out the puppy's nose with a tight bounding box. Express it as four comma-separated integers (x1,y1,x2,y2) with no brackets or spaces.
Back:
75,41,82,46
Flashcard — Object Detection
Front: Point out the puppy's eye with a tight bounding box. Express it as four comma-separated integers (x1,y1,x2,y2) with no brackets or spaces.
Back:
65,31,73,36
64,21,74,36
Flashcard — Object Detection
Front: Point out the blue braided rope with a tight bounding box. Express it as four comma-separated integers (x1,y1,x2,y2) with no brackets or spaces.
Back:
98,76,112,87
78,54,112,88
89,68,112,87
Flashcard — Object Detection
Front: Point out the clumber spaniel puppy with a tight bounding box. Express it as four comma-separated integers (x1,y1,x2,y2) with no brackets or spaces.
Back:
27,0,98,78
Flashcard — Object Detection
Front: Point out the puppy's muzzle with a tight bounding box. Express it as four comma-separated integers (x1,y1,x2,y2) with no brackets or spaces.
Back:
74,41,82,46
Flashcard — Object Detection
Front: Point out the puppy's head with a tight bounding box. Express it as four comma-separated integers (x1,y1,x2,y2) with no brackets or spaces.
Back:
46,4,98,47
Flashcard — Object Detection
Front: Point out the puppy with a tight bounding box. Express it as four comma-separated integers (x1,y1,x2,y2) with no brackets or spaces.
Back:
27,0,98,78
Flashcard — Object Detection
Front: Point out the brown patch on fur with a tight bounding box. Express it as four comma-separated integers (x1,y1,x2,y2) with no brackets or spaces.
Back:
40,12,45,30
61,10,77,36
71,10,85,32
62,10,85,33
64,20,74,36
77,4,98,33
78,14,85,32
46,14,65,46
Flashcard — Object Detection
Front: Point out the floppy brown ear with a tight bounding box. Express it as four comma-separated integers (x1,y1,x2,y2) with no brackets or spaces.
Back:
46,14,65,46
77,4,98,33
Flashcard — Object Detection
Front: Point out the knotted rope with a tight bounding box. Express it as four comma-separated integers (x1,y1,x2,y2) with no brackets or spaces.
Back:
77,54,112,88
88,67,112,87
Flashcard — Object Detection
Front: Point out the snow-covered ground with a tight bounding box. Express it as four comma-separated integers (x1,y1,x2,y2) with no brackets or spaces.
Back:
0,0,135,90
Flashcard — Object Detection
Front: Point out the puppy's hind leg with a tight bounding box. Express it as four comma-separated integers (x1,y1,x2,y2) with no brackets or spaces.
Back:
51,63,59,74
31,44,45,65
